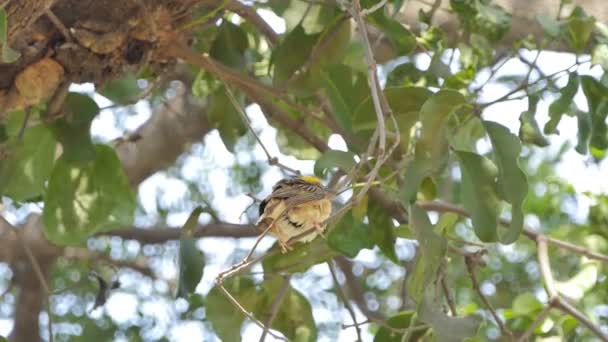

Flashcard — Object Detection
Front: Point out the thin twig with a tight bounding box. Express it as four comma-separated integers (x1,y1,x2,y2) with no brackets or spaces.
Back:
418,201,608,264
465,255,512,339
328,261,362,342
479,59,590,109
259,276,291,342
223,84,300,175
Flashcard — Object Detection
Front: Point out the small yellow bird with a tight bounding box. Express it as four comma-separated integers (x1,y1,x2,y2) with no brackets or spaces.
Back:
256,176,333,252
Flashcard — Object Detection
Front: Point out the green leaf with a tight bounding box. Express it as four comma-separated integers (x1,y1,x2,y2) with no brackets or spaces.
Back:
418,90,466,161
485,121,528,243
207,277,257,342
455,150,501,242
407,205,447,302
374,311,429,342
353,86,432,145
4,124,56,201
272,20,351,96
369,202,398,263
511,293,543,317
42,144,136,245
592,44,608,71
386,63,424,87
0,142,18,196
363,3,416,55
48,92,99,163
98,73,141,105
566,6,595,52
402,90,466,202
519,95,549,146
448,115,486,152
255,279,317,342
0,9,21,63
210,21,249,71
281,0,339,34
207,87,247,152
580,75,608,150
419,287,481,342
450,0,512,42
546,73,579,134
575,108,592,154
536,14,561,37
314,149,356,177
327,213,374,258
177,207,205,298
263,238,334,274
320,64,368,133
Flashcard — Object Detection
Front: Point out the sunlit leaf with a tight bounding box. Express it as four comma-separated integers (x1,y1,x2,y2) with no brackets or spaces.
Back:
42,144,136,245
4,124,56,201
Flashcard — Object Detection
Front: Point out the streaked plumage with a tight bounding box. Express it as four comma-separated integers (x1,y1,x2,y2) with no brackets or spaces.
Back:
257,176,332,251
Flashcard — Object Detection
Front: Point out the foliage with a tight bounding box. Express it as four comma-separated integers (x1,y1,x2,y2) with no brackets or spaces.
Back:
1,0,608,341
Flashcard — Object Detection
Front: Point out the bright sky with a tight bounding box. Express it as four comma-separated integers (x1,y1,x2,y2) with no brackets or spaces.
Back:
2,8,608,342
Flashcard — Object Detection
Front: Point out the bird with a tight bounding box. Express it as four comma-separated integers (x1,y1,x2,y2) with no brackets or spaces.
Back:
256,176,333,252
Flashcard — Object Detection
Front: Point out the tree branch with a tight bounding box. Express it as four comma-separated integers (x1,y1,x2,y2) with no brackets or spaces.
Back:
103,223,259,244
